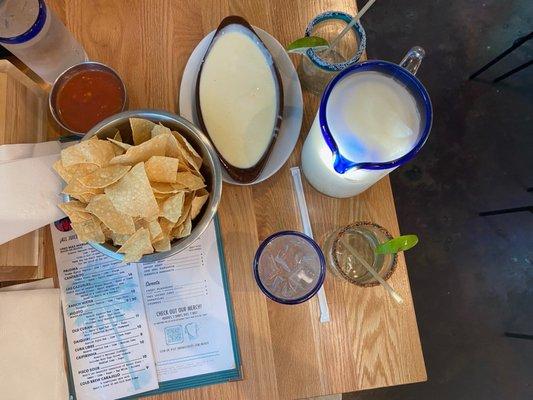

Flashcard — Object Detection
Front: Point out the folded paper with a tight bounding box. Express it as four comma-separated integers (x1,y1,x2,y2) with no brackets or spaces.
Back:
0,153,64,245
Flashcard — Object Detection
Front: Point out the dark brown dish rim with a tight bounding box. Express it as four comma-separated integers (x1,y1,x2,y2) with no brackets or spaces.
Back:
195,15,284,184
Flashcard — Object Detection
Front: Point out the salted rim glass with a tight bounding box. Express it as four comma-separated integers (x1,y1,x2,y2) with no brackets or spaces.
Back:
323,222,398,287
298,11,366,95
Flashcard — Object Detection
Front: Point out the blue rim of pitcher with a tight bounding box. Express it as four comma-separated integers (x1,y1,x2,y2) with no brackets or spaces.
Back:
253,231,326,305
305,11,366,72
0,0,47,44
319,60,433,173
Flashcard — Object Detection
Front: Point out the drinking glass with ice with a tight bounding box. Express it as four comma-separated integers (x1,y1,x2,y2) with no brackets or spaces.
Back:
253,231,326,304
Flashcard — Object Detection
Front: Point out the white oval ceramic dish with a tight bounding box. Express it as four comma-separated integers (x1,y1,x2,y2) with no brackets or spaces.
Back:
179,27,303,185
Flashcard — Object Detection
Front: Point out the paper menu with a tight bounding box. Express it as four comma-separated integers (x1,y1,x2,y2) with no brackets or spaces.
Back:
51,227,159,400
51,218,241,399
138,221,237,382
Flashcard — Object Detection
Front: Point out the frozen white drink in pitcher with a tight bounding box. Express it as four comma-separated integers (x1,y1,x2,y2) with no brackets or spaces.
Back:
301,47,433,198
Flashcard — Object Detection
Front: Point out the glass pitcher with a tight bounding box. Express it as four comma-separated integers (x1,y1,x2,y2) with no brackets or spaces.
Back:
301,47,433,198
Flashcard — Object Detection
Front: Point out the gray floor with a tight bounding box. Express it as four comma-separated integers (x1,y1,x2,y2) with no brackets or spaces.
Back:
344,1,533,399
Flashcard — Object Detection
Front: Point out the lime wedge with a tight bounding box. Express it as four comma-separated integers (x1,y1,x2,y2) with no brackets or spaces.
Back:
286,36,329,54
374,235,419,255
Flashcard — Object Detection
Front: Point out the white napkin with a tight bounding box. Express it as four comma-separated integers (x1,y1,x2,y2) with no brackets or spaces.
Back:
0,288,69,400
0,153,64,245
0,141,61,164
0,277,54,291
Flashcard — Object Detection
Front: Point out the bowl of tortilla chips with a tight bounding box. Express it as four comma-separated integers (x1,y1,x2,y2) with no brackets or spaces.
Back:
55,109,222,263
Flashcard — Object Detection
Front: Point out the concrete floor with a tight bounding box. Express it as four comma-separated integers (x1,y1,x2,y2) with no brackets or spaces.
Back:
344,0,533,399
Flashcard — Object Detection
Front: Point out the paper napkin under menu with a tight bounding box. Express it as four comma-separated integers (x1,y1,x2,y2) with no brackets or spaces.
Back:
0,288,69,400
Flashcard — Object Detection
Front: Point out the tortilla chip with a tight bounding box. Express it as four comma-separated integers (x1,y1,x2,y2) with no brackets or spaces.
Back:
62,177,103,197
114,146,125,156
109,134,169,165
164,133,181,159
190,188,209,220
152,236,171,252
177,163,202,181
58,201,92,223
76,191,102,203
170,181,187,190
108,137,131,150
154,192,172,201
159,217,175,237
110,132,126,155
138,219,163,241
155,197,165,210
175,172,205,191
151,123,171,138
145,156,179,183
105,162,159,219
151,182,181,194
53,160,72,182
54,160,99,183
86,194,135,235
160,192,185,223
117,228,153,262
176,192,194,226
111,232,131,246
108,139,130,157
59,200,87,213
68,163,100,178
172,217,192,239
61,139,115,167
72,193,87,203
131,118,155,145
102,226,113,239
79,165,131,188
172,131,203,170
71,217,105,243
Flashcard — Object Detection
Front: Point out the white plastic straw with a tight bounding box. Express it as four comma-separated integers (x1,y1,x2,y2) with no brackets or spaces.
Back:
290,167,330,323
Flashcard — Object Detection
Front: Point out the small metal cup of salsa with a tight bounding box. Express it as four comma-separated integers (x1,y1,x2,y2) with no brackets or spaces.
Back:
49,61,126,135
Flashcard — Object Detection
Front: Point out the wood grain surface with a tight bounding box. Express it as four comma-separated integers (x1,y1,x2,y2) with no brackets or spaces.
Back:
40,1,426,398
0,60,47,280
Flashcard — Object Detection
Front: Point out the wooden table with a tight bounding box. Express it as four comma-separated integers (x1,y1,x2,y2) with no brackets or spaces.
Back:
40,1,426,399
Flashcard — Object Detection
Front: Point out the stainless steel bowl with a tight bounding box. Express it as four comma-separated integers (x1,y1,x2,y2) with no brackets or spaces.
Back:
67,109,222,263
49,61,127,135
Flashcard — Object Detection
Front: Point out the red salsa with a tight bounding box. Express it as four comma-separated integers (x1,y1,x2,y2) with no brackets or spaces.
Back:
56,69,124,133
